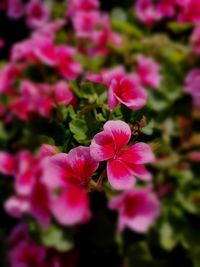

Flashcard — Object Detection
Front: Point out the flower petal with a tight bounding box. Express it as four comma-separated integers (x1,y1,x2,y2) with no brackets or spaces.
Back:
51,187,91,225
113,77,148,110
107,159,135,190
90,131,115,161
103,120,131,153
120,142,155,164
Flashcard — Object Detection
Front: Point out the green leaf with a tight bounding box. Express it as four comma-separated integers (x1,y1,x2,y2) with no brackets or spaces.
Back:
40,225,73,252
159,222,179,251
69,116,88,143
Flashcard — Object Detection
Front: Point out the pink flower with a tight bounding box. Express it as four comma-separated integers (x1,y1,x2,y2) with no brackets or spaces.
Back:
188,151,200,162
90,120,155,190
184,69,200,108
4,196,30,218
108,75,148,110
0,152,16,175
55,45,82,80
136,54,161,89
51,186,91,225
72,10,102,38
191,26,200,55
9,240,46,267
10,81,53,120
25,0,50,29
178,0,200,24
87,67,147,110
109,188,160,232
29,180,51,227
0,64,21,93
7,0,25,19
1,146,57,227
0,38,5,49
54,81,75,105
67,0,99,15
43,146,99,189
134,0,161,25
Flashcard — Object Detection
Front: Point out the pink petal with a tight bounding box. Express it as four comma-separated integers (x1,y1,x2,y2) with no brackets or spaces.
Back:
103,120,131,153
90,131,115,161
4,196,30,218
108,79,119,110
51,187,91,225
67,146,99,184
54,81,74,105
120,142,155,164
0,152,16,175
30,181,50,228
113,77,148,110
129,164,152,181
42,153,73,189
107,159,135,190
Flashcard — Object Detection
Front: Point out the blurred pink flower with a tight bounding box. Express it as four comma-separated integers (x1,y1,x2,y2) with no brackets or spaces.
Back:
54,81,75,105
191,26,200,55
184,69,200,108
136,54,161,89
9,240,46,267
7,0,25,19
108,75,148,110
51,186,91,225
67,0,99,15
134,0,161,25
10,80,53,120
25,0,50,29
178,0,200,24
43,146,99,189
90,120,155,190
1,145,58,227
189,151,200,162
0,151,16,175
0,64,21,93
109,188,160,232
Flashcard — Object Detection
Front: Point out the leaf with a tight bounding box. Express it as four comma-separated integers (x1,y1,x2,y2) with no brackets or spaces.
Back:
159,222,179,251
40,225,73,252
69,116,88,143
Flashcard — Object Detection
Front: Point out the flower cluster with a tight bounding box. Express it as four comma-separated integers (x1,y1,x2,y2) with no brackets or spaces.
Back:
0,0,200,266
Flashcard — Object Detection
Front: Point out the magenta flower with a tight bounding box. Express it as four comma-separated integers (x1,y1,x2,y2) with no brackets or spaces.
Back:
136,54,161,89
43,146,99,189
108,75,148,110
109,188,160,233
135,0,161,25
0,151,16,175
90,120,155,190
7,0,25,19
191,26,200,55
1,145,58,227
67,0,99,15
9,240,46,267
25,0,50,29
184,69,200,108
51,186,91,225
0,63,21,93
54,81,75,105
42,146,98,225
178,0,200,24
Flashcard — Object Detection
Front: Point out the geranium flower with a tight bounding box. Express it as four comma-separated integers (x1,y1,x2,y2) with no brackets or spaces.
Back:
51,186,91,225
25,0,50,29
90,120,155,190
184,69,200,108
109,188,160,232
136,54,161,89
43,146,99,189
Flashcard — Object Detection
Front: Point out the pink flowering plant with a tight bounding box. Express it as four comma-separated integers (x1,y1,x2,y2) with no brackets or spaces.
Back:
0,0,200,266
